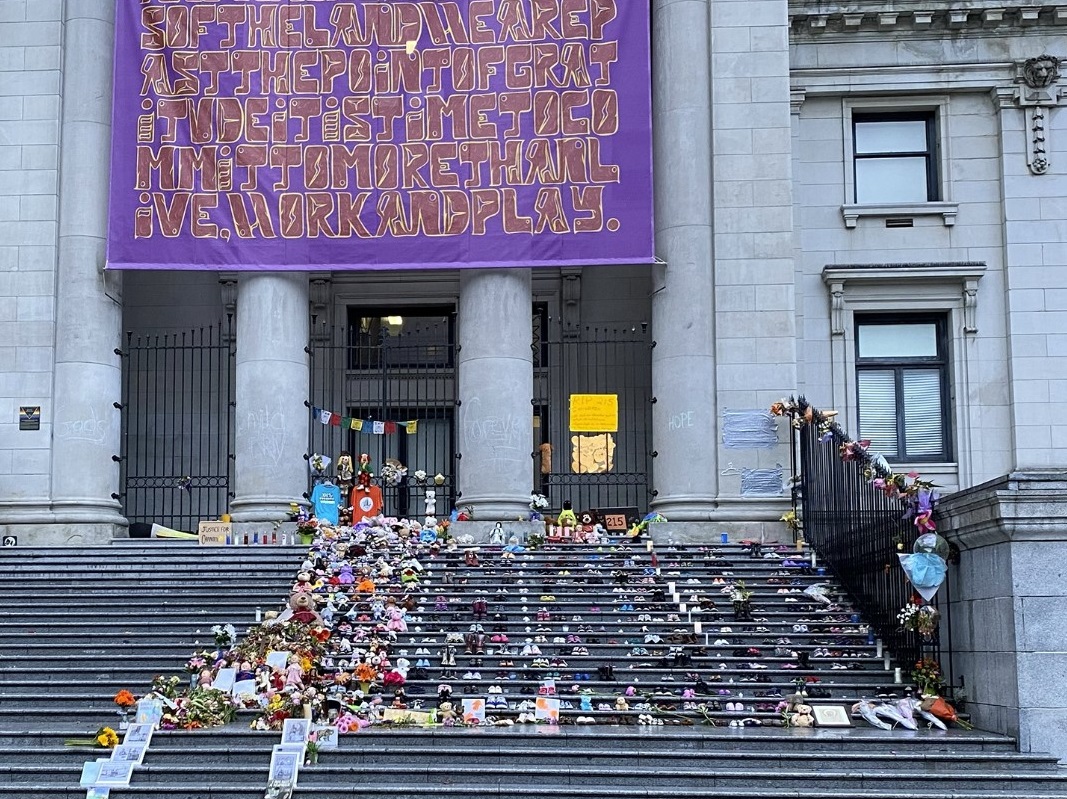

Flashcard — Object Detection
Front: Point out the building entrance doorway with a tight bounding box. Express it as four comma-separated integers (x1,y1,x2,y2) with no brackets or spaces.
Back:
308,308,457,518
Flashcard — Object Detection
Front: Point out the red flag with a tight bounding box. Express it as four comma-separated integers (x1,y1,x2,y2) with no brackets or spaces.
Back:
384,421,397,434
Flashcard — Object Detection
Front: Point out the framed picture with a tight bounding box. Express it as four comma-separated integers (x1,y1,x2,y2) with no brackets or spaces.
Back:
94,760,136,787
281,718,310,746
110,744,148,766
812,704,852,727
268,746,302,787
86,788,111,799
79,761,103,787
122,724,153,747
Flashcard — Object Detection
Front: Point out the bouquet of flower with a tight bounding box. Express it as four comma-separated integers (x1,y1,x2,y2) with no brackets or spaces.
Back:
185,652,211,674
212,623,237,649
379,460,407,487
179,687,238,729
911,657,944,696
897,602,940,640
529,493,549,510
65,727,119,748
151,674,182,700
296,515,319,537
114,690,137,709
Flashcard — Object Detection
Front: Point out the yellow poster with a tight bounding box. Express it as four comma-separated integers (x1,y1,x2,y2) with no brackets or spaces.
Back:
571,434,616,474
569,394,619,432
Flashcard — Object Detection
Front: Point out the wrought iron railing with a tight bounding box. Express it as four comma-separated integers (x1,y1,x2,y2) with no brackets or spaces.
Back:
118,323,236,531
786,398,951,688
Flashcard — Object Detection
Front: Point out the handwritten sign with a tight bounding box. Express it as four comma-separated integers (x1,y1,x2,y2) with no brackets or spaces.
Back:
569,394,618,432
108,0,653,271
198,520,231,546
596,506,637,532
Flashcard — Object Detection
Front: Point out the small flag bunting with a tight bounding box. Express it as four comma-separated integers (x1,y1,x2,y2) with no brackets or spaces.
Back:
310,405,417,436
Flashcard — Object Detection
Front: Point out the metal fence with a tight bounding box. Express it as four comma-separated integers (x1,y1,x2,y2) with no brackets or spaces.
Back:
534,321,653,515
793,408,951,685
118,324,235,531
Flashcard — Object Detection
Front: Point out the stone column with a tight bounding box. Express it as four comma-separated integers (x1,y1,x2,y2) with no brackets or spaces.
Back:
650,0,718,519
49,0,126,539
940,472,1067,761
229,273,310,522
457,268,533,520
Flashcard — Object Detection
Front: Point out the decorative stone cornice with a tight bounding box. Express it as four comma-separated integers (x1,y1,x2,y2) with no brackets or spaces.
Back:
937,471,1067,549
822,262,986,335
789,3,1067,35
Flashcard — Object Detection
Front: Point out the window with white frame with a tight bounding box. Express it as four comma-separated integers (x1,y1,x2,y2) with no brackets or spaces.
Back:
852,112,940,204
855,315,951,462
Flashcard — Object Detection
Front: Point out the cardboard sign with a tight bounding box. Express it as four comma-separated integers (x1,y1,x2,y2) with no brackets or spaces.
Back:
597,507,639,532
569,394,619,432
198,521,231,546
380,708,434,725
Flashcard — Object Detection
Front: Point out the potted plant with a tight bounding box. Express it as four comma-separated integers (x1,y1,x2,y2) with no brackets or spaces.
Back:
730,581,753,621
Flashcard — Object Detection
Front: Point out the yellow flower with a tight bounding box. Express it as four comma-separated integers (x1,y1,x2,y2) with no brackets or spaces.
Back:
96,727,119,748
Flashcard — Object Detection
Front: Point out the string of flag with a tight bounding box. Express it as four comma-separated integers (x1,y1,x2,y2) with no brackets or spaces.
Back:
310,406,418,435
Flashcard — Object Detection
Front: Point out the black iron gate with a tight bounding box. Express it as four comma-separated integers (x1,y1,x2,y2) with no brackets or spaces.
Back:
534,320,653,514
118,324,235,531
308,315,458,517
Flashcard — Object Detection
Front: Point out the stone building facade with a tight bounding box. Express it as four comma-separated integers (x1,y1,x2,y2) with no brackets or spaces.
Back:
0,0,1065,756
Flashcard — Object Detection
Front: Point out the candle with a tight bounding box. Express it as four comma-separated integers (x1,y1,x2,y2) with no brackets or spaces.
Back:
679,603,687,614
694,621,703,634
876,639,883,658
796,538,804,551
255,607,262,623
884,653,891,670
646,540,653,552
894,667,902,684
668,582,676,594
811,550,817,569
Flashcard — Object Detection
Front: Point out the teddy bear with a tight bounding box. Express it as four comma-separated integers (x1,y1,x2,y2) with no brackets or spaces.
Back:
791,702,815,727
438,700,457,726
384,606,408,633
288,592,324,626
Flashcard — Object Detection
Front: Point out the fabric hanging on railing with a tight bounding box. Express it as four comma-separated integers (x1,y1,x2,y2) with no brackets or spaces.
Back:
310,406,417,435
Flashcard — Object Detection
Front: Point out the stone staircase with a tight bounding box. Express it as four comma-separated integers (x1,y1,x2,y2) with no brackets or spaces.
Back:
1,539,1065,798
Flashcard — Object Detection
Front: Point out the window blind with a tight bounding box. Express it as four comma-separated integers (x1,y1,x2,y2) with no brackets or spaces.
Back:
903,368,944,457
857,370,899,456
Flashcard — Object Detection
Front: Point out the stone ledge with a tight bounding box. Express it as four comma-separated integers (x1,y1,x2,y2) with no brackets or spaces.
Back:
939,471,1067,549
790,3,1067,34
0,523,126,547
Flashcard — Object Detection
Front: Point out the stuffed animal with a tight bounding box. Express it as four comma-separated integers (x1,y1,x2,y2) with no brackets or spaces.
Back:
557,501,577,528
294,592,324,625
438,700,457,726
337,564,354,585
791,703,815,727
356,453,373,493
385,606,408,632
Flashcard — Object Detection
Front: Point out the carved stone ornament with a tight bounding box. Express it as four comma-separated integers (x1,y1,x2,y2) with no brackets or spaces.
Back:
1023,54,1060,89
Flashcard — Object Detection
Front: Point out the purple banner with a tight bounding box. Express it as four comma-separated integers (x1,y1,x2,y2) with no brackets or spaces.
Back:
107,0,653,271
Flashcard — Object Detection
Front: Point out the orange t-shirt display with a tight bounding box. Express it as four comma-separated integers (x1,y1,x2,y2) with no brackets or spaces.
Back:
350,485,383,520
